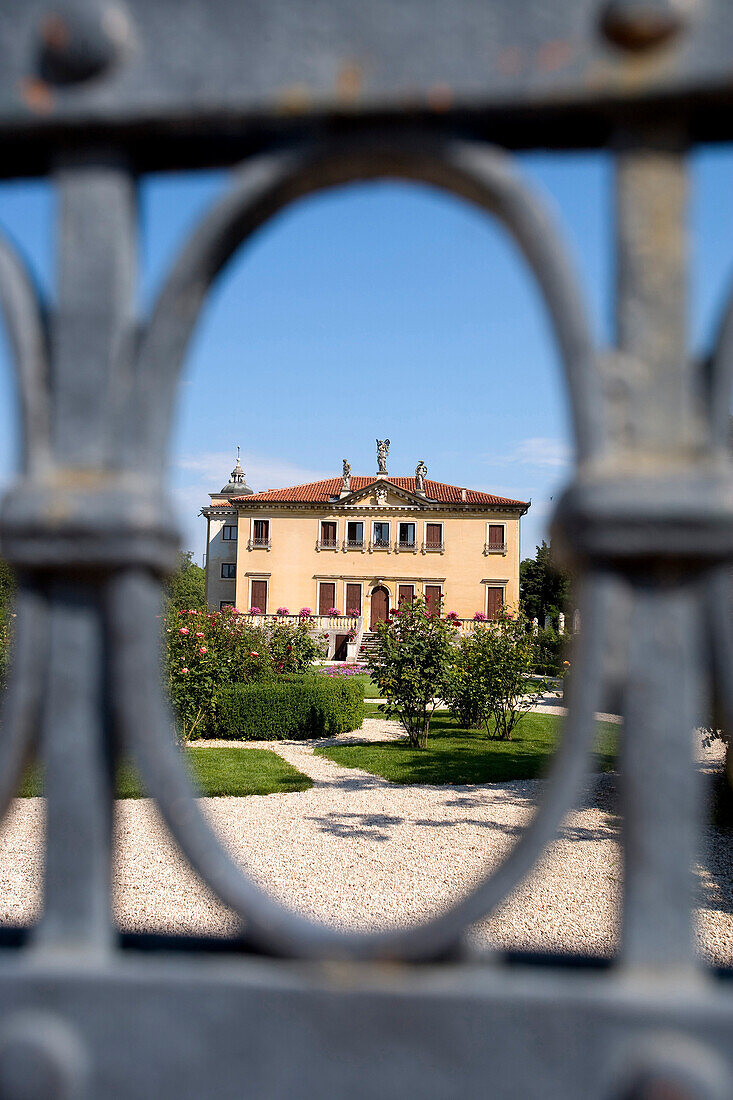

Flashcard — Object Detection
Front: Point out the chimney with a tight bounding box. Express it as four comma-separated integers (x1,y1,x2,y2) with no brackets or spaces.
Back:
461,488,467,502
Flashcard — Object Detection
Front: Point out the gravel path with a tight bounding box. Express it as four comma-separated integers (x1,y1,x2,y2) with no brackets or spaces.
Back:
0,717,731,965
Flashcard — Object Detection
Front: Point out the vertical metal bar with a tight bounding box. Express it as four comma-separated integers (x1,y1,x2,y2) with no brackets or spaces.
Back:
52,153,137,466
33,153,137,951
35,580,113,952
620,576,704,969
615,125,703,970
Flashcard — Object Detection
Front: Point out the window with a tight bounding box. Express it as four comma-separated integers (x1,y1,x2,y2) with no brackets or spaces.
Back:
424,522,443,551
250,579,268,613
221,563,236,579
252,519,270,547
425,585,442,616
487,586,504,620
222,525,237,541
220,600,234,610
398,522,416,549
346,521,364,548
486,523,506,553
319,582,337,616
398,584,414,605
372,521,390,548
345,583,362,616
319,521,337,548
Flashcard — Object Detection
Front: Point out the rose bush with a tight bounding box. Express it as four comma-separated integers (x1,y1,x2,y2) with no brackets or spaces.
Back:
164,606,326,740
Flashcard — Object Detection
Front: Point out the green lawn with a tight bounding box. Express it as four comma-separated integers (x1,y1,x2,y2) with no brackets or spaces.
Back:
315,711,618,785
19,746,312,799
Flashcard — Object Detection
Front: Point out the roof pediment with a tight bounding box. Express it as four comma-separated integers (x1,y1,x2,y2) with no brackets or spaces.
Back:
337,479,429,508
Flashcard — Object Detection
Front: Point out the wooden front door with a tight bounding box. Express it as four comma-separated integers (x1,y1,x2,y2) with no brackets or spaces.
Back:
487,586,504,620
345,584,361,616
319,582,336,615
333,634,349,662
250,579,267,613
424,585,441,616
370,586,389,628
398,584,414,605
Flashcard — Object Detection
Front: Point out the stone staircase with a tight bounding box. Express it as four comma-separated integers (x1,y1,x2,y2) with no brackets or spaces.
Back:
357,630,381,664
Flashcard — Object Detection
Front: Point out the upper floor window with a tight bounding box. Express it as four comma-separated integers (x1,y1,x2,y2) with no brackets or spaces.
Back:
424,522,443,551
319,521,337,549
398,522,416,549
372,521,390,548
486,523,506,553
346,521,364,548
221,563,236,579
252,519,270,547
222,525,237,541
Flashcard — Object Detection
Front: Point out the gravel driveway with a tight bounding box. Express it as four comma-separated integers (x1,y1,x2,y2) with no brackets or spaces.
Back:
1,715,731,965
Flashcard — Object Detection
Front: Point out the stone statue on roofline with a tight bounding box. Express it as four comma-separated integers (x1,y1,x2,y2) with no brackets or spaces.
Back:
376,438,390,475
415,459,428,493
342,458,351,490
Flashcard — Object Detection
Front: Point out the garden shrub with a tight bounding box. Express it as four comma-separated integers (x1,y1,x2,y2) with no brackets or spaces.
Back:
456,608,549,741
217,675,364,740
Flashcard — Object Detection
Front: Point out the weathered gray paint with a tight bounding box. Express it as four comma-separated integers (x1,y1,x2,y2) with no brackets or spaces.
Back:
0,0,731,1095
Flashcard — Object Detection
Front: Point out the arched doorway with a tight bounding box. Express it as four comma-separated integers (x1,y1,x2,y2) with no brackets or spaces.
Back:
370,586,389,629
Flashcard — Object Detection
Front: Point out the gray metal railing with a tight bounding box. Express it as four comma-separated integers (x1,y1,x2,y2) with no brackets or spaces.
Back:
0,0,732,1095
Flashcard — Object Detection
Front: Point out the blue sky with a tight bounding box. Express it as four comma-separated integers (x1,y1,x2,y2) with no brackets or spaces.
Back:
0,145,732,562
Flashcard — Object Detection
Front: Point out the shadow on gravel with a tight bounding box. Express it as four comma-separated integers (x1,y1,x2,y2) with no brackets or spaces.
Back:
306,811,406,840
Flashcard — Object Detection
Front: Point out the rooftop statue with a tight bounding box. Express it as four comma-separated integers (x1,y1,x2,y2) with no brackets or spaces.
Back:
415,459,428,492
376,438,390,475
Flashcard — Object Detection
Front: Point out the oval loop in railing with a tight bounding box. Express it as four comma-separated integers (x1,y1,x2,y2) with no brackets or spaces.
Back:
111,568,612,961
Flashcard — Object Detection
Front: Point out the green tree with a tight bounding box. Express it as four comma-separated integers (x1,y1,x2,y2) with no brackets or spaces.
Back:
366,598,456,749
163,550,206,614
519,539,571,624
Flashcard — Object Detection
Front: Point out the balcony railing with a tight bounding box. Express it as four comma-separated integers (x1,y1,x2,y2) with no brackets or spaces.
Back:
240,612,362,632
248,537,271,549
396,539,417,551
485,541,507,554
316,538,339,550
344,538,365,550
422,540,444,552
369,538,391,550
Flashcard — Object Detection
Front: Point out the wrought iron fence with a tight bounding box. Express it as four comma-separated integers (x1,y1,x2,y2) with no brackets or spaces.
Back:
0,0,731,1096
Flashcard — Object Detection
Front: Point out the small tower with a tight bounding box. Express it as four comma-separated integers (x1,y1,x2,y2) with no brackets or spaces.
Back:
216,446,254,499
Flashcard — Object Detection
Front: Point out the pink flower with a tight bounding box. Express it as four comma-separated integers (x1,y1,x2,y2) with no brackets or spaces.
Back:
188,610,197,615
181,667,189,674
250,651,259,657
199,646,207,655
195,632,204,638
179,627,189,635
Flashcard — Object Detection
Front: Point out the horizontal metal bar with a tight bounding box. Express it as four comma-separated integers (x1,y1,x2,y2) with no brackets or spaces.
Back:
2,0,733,177
0,956,730,1098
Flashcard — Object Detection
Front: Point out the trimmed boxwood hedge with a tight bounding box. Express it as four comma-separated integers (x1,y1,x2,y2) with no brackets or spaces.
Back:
217,675,364,740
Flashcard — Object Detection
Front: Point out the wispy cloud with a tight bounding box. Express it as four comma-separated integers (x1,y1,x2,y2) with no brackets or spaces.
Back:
503,437,571,470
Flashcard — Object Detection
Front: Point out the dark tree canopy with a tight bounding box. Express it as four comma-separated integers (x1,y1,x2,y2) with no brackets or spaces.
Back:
163,550,206,614
519,540,571,624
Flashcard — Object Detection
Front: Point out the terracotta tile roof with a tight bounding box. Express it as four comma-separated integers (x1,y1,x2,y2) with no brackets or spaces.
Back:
232,477,528,507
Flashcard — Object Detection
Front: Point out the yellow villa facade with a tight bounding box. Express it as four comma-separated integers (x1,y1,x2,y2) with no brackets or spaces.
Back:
202,448,529,657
